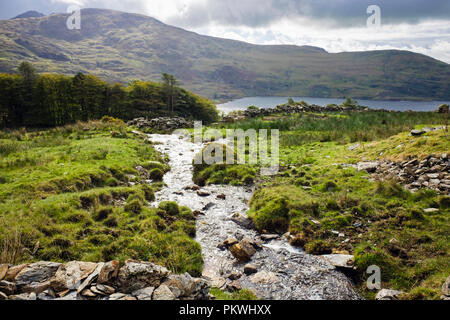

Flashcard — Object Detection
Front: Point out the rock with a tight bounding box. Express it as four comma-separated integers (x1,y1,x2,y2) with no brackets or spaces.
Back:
226,280,242,292
229,239,257,262
108,293,127,300
0,291,7,300
90,286,107,296
54,291,78,300
219,237,239,249
50,261,98,292
411,129,425,136
261,234,279,241
9,292,37,300
4,264,28,281
202,202,215,211
164,273,210,300
227,271,242,280
357,161,379,173
119,295,137,301
319,254,354,269
423,208,440,214
442,276,450,297
15,261,61,294
152,284,175,300
80,288,97,298
0,280,16,295
197,190,211,197
375,289,404,300
0,264,8,281
249,271,280,284
132,287,155,300
348,143,361,151
117,260,170,293
217,194,226,200
230,214,255,229
76,262,104,294
95,284,115,295
97,260,119,284
244,264,258,275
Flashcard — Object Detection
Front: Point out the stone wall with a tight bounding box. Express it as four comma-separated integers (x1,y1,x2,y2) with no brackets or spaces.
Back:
127,117,193,131
0,260,210,300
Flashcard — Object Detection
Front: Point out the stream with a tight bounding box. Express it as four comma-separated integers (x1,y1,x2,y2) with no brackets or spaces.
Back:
149,133,359,300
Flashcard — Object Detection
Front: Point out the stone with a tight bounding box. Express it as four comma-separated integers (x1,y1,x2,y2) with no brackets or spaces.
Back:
117,260,170,293
442,276,450,297
0,291,7,300
15,261,61,294
90,286,107,296
97,260,120,284
220,237,239,249
108,293,127,300
226,281,242,292
119,295,137,300
76,262,104,294
95,284,115,295
357,161,379,173
230,214,255,229
50,261,98,292
0,264,8,281
227,271,242,280
0,280,16,295
244,264,258,275
348,143,361,151
411,129,425,136
197,190,211,197
261,234,279,241
4,264,28,281
9,292,37,300
132,287,155,300
163,273,210,300
152,284,175,300
375,289,404,300
229,239,257,262
319,254,354,269
423,208,440,214
54,291,78,300
80,288,97,298
217,194,226,200
249,271,280,284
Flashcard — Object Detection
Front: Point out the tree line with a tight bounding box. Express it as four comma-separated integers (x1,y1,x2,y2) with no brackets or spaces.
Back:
0,62,219,128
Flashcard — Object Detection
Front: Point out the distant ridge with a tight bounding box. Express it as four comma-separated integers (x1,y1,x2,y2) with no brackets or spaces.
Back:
0,8,449,101
12,11,45,19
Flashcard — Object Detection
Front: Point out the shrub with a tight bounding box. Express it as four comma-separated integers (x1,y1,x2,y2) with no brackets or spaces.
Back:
158,201,179,216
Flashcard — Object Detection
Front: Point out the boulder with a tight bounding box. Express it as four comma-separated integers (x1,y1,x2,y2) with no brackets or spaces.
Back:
76,262,104,294
152,284,176,300
4,264,28,281
219,237,239,249
164,273,210,300
375,289,404,300
8,292,37,300
229,239,257,262
0,280,16,295
97,260,120,284
249,271,280,284
14,261,61,293
243,264,258,275
319,254,354,269
50,261,98,292
132,287,155,300
357,161,379,173
411,129,426,136
117,260,170,293
0,264,8,281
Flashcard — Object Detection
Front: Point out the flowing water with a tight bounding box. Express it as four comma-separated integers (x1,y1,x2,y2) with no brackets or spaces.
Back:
149,133,359,300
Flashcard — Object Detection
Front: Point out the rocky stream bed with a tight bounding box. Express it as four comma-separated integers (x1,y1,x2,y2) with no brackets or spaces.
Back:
149,133,359,300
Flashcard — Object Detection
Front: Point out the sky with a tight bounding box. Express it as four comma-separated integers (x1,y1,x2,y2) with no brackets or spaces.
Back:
1,0,449,63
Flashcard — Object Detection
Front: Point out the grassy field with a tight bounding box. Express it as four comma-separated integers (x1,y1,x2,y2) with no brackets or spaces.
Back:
214,111,449,299
0,119,203,276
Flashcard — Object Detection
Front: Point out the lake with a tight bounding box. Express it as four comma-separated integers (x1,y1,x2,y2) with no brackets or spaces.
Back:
217,96,450,113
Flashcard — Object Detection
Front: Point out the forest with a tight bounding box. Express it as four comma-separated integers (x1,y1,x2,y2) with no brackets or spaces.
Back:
0,62,219,128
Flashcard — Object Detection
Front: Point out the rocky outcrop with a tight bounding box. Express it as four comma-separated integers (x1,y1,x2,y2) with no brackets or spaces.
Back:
359,153,450,194
0,260,210,300
375,289,404,300
127,117,193,131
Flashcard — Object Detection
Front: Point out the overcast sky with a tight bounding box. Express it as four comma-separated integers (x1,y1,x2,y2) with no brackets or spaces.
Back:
1,0,449,63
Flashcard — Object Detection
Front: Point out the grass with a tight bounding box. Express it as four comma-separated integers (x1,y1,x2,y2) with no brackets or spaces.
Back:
222,111,449,299
0,120,203,276
210,288,259,300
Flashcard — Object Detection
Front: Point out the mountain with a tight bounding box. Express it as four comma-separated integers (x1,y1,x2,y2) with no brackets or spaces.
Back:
12,11,45,19
0,8,449,101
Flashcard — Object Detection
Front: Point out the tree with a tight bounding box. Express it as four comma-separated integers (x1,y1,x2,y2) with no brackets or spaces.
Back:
18,61,37,84
162,73,178,113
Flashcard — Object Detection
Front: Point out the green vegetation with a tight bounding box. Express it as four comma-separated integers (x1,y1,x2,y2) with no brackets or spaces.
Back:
0,63,218,128
210,288,259,300
192,143,256,186
221,110,449,299
0,9,449,101
0,120,203,276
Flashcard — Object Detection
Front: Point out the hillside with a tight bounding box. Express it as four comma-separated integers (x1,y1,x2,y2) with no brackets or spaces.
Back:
0,8,449,101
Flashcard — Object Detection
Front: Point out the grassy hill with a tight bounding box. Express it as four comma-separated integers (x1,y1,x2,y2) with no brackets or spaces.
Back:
0,8,449,101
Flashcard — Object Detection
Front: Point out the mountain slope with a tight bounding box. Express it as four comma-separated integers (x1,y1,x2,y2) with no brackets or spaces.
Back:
12,11,45,19
0,8,449,101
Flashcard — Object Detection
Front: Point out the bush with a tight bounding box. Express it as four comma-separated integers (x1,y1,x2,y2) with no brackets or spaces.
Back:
158,201,180,216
